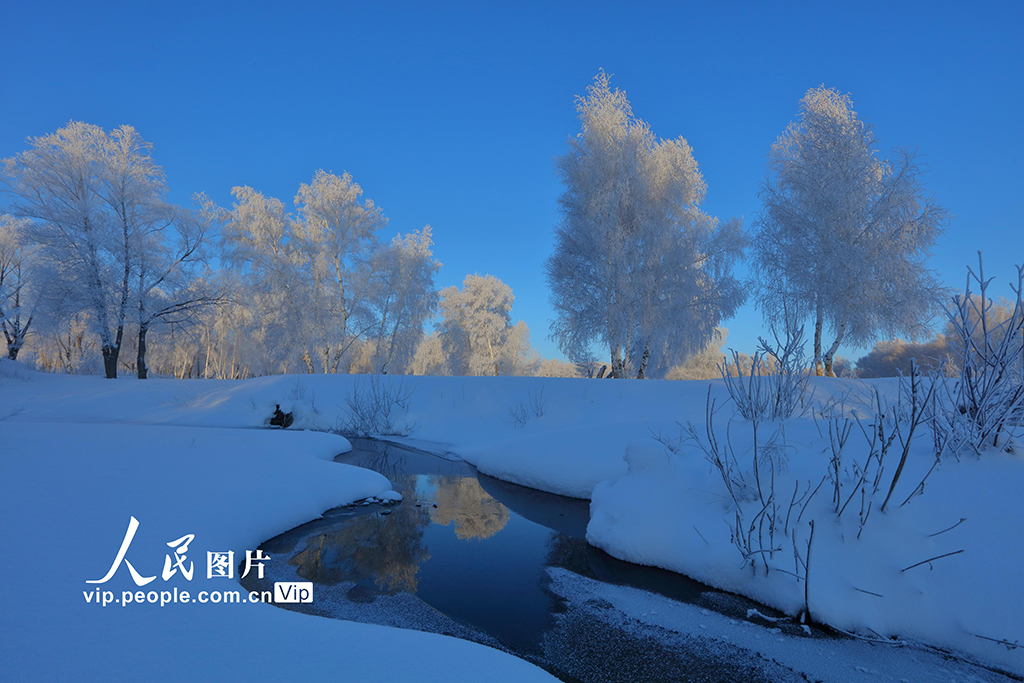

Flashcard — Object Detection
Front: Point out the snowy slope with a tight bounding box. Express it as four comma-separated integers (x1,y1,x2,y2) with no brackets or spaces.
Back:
1,360,1020,677
0,363,556,682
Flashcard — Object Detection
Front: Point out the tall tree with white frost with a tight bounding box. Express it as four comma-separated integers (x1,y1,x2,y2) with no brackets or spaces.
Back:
2,122,168,378
752,86,948,376
132,196,222,378
546,72,745,379
293,169,386,372
366,226,441,374
220,186,304,373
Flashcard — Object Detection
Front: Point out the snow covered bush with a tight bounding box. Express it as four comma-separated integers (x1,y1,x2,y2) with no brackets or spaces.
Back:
667,360,951,622
936,255,1024,456
720,324,812,421
507,387,546,428
336,375,415,437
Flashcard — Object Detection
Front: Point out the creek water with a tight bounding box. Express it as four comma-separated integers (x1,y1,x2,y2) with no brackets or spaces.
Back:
244,440,805,681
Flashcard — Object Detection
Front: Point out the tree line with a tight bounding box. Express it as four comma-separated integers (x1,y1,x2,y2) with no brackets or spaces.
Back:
2,74,958,380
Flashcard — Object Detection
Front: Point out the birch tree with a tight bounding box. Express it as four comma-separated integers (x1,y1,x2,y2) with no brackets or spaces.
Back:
752,86,948,376
132,196,222,378
547,72,745,378
2,122,167,378
221,186,305,373
366,226,441,374
0,215,38,359
438,274,530,376
292,169,386,372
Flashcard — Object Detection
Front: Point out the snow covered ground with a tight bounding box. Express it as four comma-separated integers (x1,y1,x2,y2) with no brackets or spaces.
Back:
1,359,1021,679
0,362,556,682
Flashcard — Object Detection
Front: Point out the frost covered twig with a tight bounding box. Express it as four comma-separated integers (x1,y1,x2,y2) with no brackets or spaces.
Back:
972,634,1022,651
937,254,1024,455
720,323,812,422
927,517,966,537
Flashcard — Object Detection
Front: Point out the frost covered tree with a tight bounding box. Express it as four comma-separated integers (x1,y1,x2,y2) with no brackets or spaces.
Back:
438,274,534,376
365,226,441,374
132,196,222,378
752,86,948,376
292,169,386,372
0,215,38,359
409,332,446,376
546,72,746,379
2,122,168,378
221,170,390,374
220,186,303,373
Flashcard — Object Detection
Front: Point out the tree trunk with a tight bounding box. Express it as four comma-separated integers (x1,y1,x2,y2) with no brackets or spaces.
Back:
636,343,650,379
137,323,149,379
823,320,847,378
813,304,825,376
610,344,623,379
102,344,119,379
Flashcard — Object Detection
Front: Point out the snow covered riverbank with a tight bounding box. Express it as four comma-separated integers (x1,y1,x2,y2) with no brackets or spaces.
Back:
1,360,1020,678
0,362,556,682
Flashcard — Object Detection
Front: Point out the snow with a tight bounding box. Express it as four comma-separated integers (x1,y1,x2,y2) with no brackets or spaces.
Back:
1,360,1021,678
546,567,1014,683
0,362,555,682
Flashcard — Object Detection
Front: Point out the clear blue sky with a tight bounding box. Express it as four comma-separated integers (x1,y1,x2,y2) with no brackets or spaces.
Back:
2,0,1021,363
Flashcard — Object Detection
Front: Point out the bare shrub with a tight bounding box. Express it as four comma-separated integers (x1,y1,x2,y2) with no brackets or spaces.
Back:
337,375,415,437
937,254,1024,454
721,325,812,421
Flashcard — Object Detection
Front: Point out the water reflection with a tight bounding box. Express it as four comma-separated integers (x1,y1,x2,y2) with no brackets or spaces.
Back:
287,442,513,598
289,506,431,593
254,441,869,682
430,476,509,540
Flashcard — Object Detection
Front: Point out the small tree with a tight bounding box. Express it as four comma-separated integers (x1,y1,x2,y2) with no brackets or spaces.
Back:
438,274,532,376
0,215,38,359
752,86,948,376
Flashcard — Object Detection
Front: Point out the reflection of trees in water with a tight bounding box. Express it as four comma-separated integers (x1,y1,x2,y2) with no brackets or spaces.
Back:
357,443,412,489
430,475,510,540
289,506,431,594
287,443,512,595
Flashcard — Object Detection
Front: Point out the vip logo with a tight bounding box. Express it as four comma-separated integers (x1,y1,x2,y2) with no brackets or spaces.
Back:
274,582,313,603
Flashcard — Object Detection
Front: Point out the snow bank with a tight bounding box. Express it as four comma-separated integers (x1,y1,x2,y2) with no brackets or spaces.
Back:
588,427,1024,675
1,361,1019,675
0,364,556,682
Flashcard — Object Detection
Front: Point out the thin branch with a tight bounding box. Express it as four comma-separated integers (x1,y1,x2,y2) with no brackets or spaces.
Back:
901,549,964,573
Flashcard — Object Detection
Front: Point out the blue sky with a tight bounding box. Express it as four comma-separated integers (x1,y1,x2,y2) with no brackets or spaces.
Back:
1,0,1021,363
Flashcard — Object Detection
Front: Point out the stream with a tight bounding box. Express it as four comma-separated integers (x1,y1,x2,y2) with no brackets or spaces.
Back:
242,439,1017,683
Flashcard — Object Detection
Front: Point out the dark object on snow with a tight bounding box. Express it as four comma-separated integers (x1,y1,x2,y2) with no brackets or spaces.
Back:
269,404,293,429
